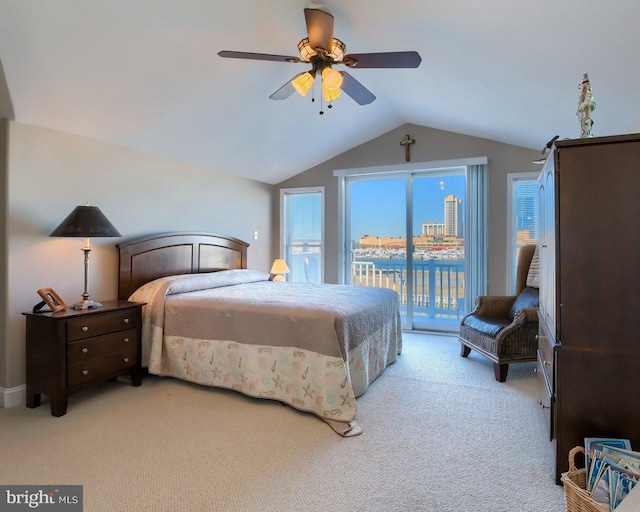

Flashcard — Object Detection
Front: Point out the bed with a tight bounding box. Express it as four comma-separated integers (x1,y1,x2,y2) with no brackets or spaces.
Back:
117,232,402,436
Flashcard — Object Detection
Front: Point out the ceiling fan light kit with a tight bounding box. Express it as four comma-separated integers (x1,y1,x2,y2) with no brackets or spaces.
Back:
298,37,345,62
218,7,421,112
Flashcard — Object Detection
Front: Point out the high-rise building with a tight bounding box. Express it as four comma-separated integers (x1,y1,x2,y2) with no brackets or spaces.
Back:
444,194,463,237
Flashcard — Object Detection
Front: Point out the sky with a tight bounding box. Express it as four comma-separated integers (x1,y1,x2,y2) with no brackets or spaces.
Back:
348,173,466,241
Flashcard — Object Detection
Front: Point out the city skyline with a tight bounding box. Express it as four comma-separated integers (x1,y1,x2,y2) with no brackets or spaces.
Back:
349,174,466,241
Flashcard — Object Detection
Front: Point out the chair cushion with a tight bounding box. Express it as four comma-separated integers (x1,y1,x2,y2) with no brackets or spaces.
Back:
463,315,512,337
508,286,539,320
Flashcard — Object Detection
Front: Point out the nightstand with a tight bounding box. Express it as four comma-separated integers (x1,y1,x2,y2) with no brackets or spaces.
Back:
23,300,145,417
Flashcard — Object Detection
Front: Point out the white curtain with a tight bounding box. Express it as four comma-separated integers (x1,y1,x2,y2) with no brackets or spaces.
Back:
465,164,487,311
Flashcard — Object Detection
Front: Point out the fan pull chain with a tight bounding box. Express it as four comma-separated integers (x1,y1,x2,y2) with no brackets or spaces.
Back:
309,77,334,115
317,74,334,115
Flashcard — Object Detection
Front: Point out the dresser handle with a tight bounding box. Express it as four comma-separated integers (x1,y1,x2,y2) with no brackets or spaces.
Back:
82,370,89,376
82,326,89,332
123,357,130,363
544,360,552,366
82,347,89,354
123,338,129,343
123,318,129,324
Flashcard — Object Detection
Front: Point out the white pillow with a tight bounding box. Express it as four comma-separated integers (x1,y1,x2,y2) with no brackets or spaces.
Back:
526,246,540,288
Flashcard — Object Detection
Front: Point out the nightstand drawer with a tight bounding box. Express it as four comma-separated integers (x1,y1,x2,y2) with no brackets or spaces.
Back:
68,351,138,388
67,310,140,341
67,328,138,366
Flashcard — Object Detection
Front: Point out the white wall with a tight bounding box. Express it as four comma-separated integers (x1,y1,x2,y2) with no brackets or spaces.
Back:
3,121,273,392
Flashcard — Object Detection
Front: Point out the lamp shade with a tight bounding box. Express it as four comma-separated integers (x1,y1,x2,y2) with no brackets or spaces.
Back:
50,205,121,238
297,38,317,61
328,38,346,61
292,71,315,97
322,67,343,91
322,86,341,102
270,259,290,275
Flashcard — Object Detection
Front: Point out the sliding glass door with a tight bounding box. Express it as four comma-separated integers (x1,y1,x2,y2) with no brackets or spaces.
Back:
411,173,466,330
345,169,467,331
347,176,408,322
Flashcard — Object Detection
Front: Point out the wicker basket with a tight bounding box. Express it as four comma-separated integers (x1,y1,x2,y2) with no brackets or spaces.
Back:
561,446,608,512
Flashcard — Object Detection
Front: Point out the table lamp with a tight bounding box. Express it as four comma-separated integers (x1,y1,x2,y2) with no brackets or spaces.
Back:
50,204,121,309
270,259,290,282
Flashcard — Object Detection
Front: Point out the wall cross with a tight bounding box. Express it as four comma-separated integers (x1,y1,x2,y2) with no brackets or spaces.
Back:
400,134,415,162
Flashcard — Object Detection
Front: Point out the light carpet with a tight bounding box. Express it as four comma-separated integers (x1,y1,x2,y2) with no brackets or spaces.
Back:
0,333,565,512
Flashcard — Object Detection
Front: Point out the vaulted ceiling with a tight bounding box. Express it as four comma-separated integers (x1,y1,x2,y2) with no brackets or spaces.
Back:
1,1,639,184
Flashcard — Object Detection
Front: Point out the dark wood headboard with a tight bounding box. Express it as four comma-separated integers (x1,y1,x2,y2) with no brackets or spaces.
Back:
117,232,249,300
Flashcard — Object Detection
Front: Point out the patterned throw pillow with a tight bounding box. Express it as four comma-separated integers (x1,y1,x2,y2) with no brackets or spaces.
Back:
526,245,540,288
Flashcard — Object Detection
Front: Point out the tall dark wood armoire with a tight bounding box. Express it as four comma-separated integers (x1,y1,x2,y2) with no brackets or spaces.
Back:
536,133,640,484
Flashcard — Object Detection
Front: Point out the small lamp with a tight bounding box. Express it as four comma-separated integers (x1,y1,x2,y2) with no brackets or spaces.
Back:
270,259,290,282
50,203,121,309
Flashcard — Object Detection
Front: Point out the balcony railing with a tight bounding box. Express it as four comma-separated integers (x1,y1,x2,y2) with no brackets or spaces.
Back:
351,259,465,325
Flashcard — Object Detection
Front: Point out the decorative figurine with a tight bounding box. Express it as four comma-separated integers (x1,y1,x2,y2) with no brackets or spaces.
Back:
577,73,596,138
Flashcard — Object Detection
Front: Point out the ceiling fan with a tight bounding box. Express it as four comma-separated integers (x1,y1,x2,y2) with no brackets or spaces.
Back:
218,6,421,110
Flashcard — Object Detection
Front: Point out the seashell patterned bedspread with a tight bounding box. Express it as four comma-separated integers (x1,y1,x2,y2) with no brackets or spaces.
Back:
129,269,402,435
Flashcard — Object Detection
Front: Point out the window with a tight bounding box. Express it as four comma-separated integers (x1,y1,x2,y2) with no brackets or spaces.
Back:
280,187,324,283
507,172,539,292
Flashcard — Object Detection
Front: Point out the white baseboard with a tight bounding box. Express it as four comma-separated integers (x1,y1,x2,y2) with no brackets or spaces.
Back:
0,384,26,408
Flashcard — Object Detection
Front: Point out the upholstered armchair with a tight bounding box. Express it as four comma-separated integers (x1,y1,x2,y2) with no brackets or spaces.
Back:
458,244,539,382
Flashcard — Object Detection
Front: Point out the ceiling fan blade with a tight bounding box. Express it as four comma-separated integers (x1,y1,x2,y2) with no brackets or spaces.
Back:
269,76,300,100
342,51,422,69
304,7,334,51
218,51,302,63
340,72,376,105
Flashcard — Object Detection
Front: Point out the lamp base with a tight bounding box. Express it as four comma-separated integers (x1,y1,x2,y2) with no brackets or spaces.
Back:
72,298,103,310
273,274,285,282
